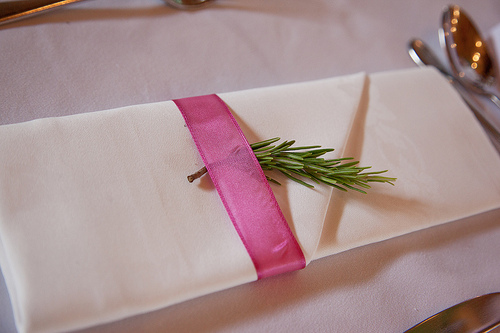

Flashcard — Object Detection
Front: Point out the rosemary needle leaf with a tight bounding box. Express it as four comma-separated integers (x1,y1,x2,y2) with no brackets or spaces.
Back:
250,137,281,149
280,153,304,161
336,161,360,168
331,184,349,192
343,184,368,194
317,176,338,185
288,168,314,180
279,170,315,188
273,157,304,167
266,176,282,186
284,145,322,151
304,164,332,174
253,145,276,152
269,140,293,152
352,180,372,189
361,169,390,175
254,151,272,158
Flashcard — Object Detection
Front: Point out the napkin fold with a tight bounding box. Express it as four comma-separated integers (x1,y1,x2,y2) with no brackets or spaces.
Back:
1,67,500,333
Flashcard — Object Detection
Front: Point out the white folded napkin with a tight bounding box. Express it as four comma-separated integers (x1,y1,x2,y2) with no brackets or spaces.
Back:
1,67,500,333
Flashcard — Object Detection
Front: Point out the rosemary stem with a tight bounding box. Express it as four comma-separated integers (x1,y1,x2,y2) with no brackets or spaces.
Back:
187,166,207,183
186,137,395,192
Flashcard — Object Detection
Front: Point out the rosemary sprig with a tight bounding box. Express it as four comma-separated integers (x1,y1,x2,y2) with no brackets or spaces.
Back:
188,137,396,193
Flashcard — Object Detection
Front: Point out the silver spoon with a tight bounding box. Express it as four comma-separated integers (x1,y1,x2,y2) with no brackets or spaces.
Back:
408,38,500,143
0,0,214,26
440,4,500,109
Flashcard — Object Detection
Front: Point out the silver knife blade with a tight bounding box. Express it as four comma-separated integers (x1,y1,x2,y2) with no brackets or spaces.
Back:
405,292,500,333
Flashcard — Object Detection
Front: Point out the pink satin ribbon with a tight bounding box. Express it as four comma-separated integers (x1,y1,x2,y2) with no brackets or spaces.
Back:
174,94,305,279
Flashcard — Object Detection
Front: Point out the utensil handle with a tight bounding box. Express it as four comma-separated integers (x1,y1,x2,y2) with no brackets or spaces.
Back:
0,0,86,26
488,93,500,109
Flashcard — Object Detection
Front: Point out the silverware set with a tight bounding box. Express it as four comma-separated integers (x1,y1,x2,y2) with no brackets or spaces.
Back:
409,5,500,144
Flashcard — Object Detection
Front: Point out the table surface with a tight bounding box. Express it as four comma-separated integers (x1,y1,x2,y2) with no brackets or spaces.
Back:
1,1,500,332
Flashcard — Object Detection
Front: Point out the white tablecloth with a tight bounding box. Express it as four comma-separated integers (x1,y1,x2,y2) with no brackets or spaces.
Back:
1,1,500,332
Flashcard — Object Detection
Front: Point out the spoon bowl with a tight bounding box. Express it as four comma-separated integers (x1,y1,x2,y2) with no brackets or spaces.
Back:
440,5,500,108
408,39,451,77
